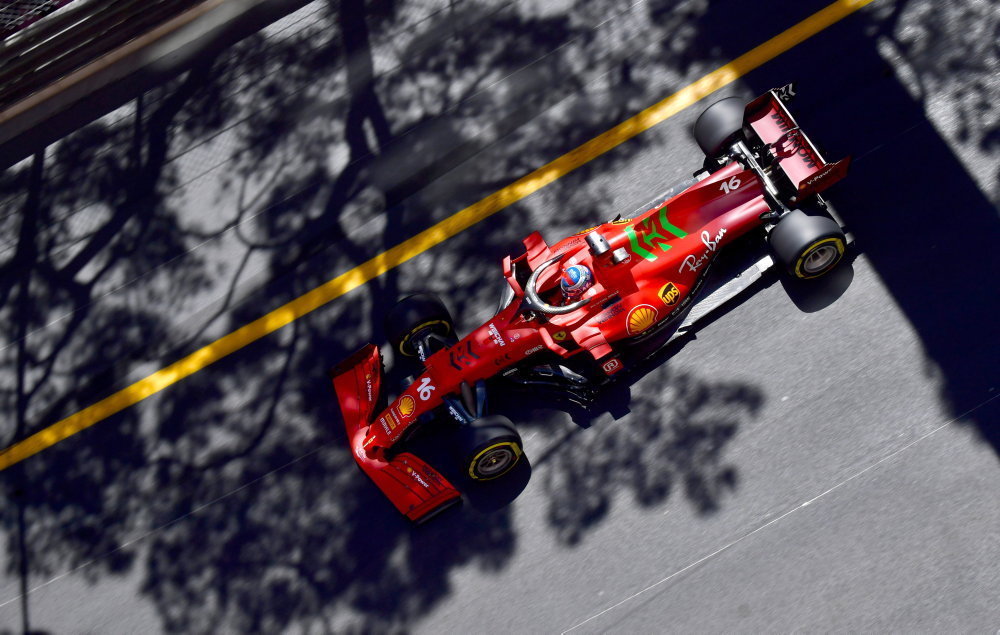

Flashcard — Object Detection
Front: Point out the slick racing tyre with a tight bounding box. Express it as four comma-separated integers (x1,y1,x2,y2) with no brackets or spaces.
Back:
768,209,847,279
386,293,455,357
458,415,523,481
693,96,746,159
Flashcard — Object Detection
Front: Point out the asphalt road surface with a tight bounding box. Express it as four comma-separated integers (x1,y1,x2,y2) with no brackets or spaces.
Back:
1,0,998,632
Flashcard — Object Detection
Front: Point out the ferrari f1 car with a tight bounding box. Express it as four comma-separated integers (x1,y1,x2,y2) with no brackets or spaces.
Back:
332,86,851,522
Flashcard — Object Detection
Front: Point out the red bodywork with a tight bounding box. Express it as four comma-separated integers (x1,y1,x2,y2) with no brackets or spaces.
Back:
332,90,849,521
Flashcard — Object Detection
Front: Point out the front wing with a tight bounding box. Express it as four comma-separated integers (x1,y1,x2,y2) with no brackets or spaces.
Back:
331,345,461,522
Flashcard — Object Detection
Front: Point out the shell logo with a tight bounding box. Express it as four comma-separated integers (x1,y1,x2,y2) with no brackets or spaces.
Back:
627,304,658,335
398,395,415,418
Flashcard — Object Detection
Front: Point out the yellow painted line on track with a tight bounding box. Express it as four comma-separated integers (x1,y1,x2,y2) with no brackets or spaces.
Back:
0,0,876,471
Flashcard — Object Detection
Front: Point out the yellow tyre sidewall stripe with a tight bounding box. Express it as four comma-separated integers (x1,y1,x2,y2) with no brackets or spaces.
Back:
398,319,452,356
794,236,846,279
469,441,523,480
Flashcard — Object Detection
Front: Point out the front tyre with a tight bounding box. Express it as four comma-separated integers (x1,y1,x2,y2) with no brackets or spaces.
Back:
768,210,846,279
385,293,455,357
458,415,523,481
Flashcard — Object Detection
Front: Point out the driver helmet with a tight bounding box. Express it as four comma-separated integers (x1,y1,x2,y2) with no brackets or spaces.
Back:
560,263,594,299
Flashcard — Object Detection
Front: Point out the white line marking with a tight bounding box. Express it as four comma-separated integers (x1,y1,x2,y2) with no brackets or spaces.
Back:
561,393,1000,633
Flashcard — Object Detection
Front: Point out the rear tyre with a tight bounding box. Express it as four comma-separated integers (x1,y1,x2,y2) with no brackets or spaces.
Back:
458,415,523,481
768,210,846,279
693,96,746,158
385,293,455,357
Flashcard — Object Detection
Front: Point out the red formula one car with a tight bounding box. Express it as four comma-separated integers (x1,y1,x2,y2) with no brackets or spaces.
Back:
332,86,851,522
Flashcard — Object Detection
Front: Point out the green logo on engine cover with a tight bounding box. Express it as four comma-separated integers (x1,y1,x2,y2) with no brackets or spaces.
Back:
625,205,688,261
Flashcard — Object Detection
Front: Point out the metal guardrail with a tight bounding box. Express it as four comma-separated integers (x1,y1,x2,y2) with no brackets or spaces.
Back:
0,0,312,169
1,0,76,39
0,0,203,111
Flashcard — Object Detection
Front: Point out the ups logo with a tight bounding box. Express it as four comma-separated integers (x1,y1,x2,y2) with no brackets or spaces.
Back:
658,282,680,306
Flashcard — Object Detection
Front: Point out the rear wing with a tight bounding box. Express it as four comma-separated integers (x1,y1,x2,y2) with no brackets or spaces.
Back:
745,85,850,200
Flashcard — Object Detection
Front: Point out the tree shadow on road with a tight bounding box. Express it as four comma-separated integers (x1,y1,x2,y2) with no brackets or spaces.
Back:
852,1,1000,451
1,0,770,632
681,0,1000,456
518,362,762,546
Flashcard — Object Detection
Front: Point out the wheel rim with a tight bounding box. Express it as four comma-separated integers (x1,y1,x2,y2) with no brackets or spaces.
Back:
399,319,451,356
474,444,517,478
802,244,839,274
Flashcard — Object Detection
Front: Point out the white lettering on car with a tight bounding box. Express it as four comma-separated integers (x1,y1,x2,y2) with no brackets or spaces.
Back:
680,228,727,273
488,322,507,347
418,377,435,401
408,468,430,488
719,176,742,194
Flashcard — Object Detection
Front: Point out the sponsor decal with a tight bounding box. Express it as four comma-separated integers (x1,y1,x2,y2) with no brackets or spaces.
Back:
364,373,374,403
488,322,506,347
601,296,622,309
446,403,465,423
575,218,631,236
596,302,625,324
385,410,398,430
776,83,796,102
508,332,521,343
771,112,818,169
398,395,415,418
800,160,847,191
658,282,680,306
625,205,688,262
552,330,568,342
679,228,727,274
448,340,479,370
525,344,544,356
493,352,514,366
406,466,430,488
379,417,391,435
666,271,708,321
803,169,829,189
627,304,658,335
601,358,623,375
